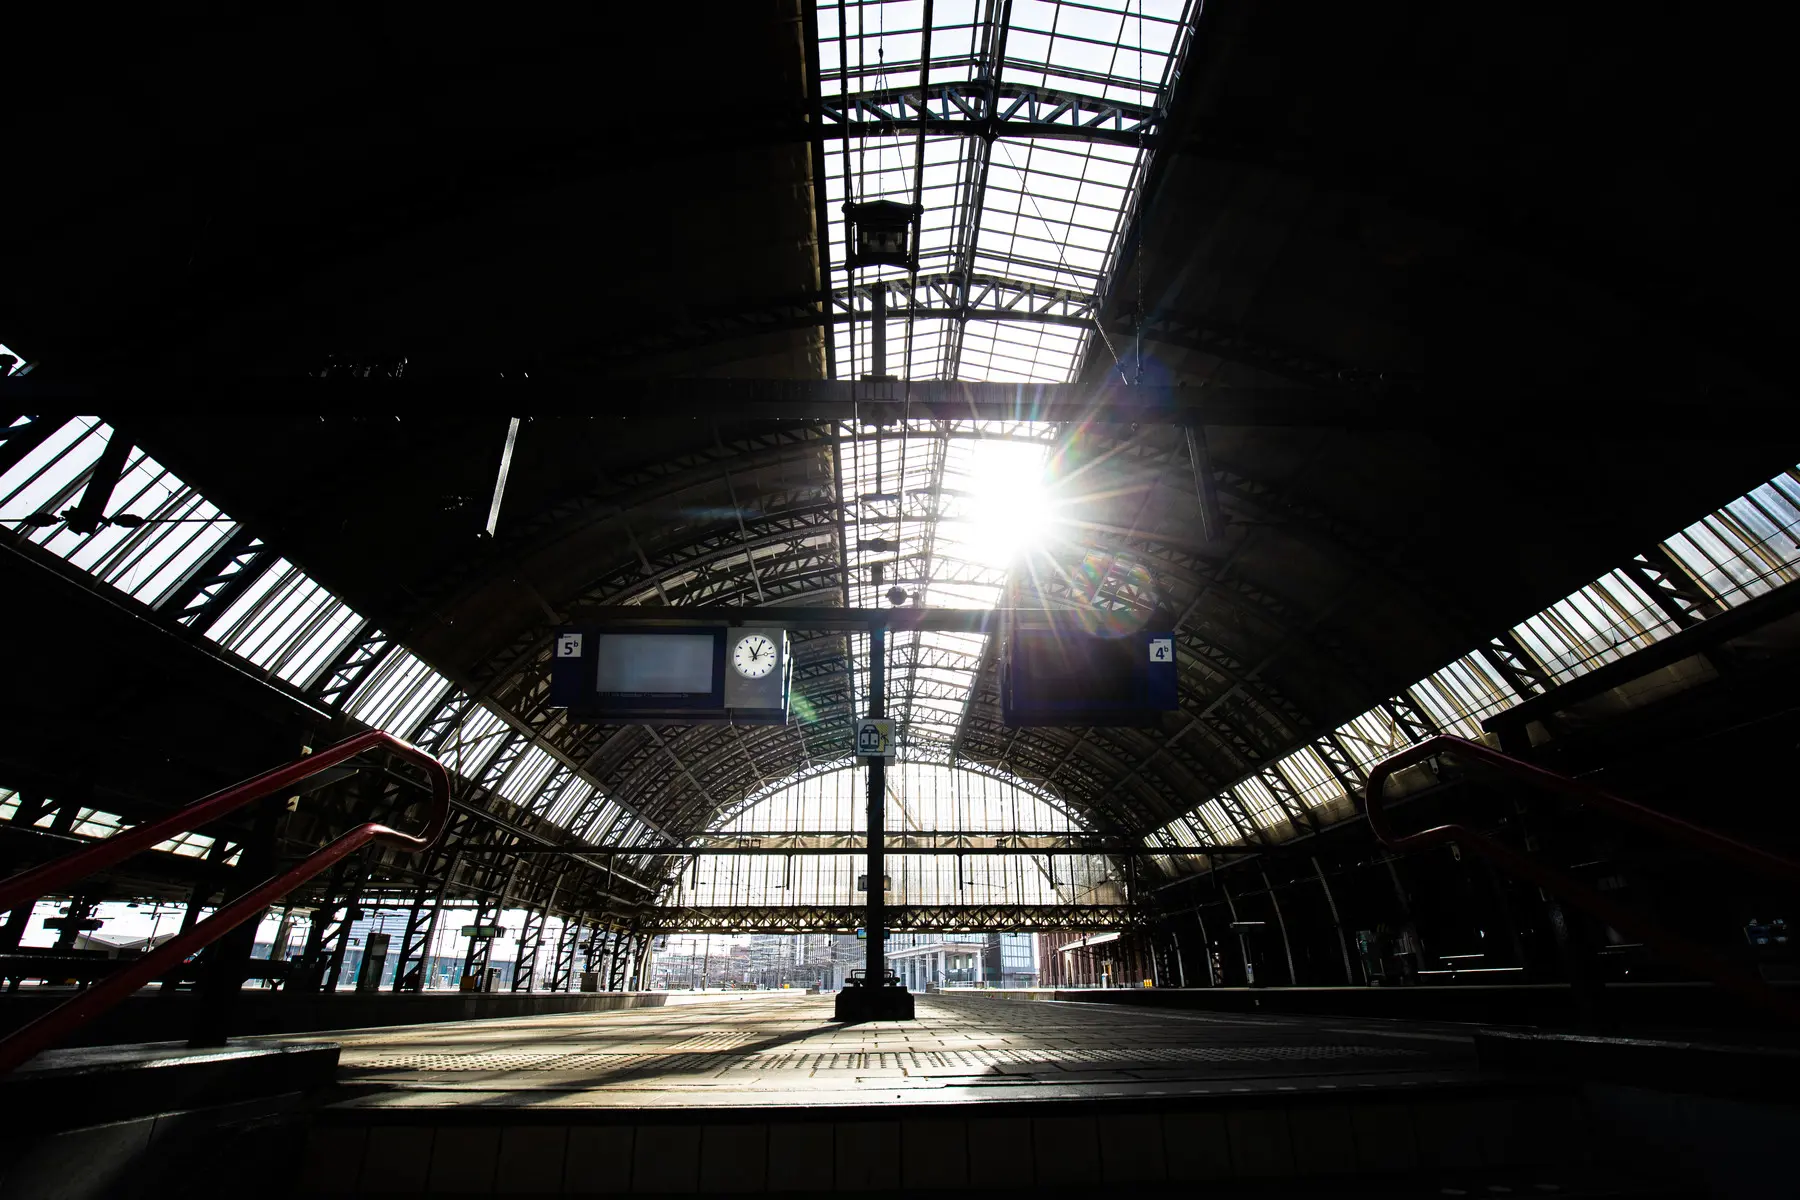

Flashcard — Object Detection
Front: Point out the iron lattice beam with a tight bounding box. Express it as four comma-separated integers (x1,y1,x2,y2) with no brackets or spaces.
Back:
588,282,1364,389
152,525,280,631
0,415,69,478
819,81,1160,146
480,839,1229,856
629,904,1145,934
36,379,1775,429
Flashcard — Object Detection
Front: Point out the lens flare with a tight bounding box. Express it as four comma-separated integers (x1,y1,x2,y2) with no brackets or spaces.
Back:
962,440,1054,564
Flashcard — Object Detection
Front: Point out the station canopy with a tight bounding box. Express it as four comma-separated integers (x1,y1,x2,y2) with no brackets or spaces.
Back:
7,1,1800,912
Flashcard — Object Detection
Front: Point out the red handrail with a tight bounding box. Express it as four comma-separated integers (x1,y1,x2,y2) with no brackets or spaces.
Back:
0,730,450,1073
1366,734,1800,1024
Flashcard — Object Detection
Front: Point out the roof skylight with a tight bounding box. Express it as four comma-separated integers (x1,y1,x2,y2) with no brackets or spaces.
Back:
817,0,1197,383
1149,462,1800,869
840,420,1058,757
0,416,639,842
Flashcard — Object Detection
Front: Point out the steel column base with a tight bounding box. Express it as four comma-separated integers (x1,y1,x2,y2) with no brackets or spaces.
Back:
833,976,914,1022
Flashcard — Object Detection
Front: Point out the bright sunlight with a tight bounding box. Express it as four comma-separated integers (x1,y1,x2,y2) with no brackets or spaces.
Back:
960,439,1054,566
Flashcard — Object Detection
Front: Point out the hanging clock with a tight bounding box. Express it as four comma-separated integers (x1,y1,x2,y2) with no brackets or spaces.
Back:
732,632,780,679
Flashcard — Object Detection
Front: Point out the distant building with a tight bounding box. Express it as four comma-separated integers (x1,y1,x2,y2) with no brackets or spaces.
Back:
884,932,1037,990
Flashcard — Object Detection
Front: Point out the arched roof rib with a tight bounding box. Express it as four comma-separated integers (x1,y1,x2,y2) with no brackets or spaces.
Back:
403,422,1400,846
33,408,1799,910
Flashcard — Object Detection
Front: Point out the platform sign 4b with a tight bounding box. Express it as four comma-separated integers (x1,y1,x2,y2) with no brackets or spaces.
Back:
855,717,895,760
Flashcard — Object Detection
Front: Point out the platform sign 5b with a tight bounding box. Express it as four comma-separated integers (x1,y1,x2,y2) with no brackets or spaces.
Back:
856,717,895,760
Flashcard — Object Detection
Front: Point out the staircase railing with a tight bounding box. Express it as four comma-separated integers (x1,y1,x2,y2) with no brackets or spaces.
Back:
0,730,450,1073
1366,734,1800,1024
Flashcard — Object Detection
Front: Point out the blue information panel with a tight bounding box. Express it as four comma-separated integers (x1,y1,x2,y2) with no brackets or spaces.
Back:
1002,627,1178,727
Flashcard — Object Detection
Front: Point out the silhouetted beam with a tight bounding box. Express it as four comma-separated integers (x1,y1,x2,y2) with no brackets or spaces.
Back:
483,843,1233,855
552,605,1095,632
12,379,1780,431
64,428,132,535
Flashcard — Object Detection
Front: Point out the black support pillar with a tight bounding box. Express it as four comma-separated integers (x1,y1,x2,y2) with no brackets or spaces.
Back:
835,621,913,1021
865,624,886,986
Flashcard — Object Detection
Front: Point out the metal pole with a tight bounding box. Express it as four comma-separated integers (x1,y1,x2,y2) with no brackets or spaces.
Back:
865,625,886,985
870,284,887,379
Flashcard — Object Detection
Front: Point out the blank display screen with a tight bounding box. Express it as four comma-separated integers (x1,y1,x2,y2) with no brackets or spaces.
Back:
1015,632,1137,707
595,633,716,695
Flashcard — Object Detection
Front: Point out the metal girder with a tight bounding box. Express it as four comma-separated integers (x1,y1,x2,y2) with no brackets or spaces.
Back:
1259,764,1319,834
839,272,1095,324
589,275,1097,364
1624,546,1726,629
1382,690,1441,745
819,80,1160,146
0,415,69,478
562,278,1348,389
15,377,1789,429
408,684,479,753
64,427,131,535
152,525,280,630
473,731,529,791
512,900,551,992
488,839,1227,855
527,763,576,816
461,898,500,983
391,889,439,993
628,904,1145,934
306,619,395,709
1312,732,1367,795
546,912,583,992
1090,311,1356,389
1480,631,1554,699
605,930,633,990
1218,787,1272,847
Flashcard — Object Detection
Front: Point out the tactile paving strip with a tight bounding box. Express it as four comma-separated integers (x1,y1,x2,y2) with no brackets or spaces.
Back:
345,1043,1421,1072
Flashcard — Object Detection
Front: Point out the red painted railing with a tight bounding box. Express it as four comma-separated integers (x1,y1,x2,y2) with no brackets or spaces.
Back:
0,731,450,1073
1366,735,1800,1023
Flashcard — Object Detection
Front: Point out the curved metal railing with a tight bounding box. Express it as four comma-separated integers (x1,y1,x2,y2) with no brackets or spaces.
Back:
1365,734,1800,1023
0,730,450,1073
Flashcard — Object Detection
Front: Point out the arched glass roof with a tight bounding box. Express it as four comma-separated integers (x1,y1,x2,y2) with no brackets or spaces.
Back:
7,411,1800,880
819,0,1199,382
0,415,652,846
664,760,1120,908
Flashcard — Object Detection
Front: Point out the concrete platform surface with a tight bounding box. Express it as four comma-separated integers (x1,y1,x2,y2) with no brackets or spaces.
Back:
301,992,1491,1112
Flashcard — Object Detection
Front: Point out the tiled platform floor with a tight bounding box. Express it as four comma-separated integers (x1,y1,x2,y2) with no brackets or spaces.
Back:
280,995,1636,1196
301,992,1487,1111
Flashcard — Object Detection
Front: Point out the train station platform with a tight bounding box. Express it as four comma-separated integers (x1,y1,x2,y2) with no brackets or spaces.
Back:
300,991,1481,1111
277,993,1800,1197
8,991,1799,1197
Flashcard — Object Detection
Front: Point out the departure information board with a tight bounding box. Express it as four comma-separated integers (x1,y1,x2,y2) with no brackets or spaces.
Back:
551,624,791,724
1002,626,1178,727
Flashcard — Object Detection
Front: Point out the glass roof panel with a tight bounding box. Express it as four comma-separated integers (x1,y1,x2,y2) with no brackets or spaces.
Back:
676,761,1085,907
1,417,639,841
344,650,450,738
0,417,241,607
817,0,1199,383
1149,458,1800,859
839,421,1058,756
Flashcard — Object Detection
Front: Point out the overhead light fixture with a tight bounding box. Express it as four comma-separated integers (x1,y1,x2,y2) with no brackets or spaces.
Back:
845,200,922,270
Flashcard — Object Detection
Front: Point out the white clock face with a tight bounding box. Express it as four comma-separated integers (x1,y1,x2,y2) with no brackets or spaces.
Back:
732,633,779,679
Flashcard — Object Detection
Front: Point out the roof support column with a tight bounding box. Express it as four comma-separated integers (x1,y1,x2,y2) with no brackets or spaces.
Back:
865,624,887,988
